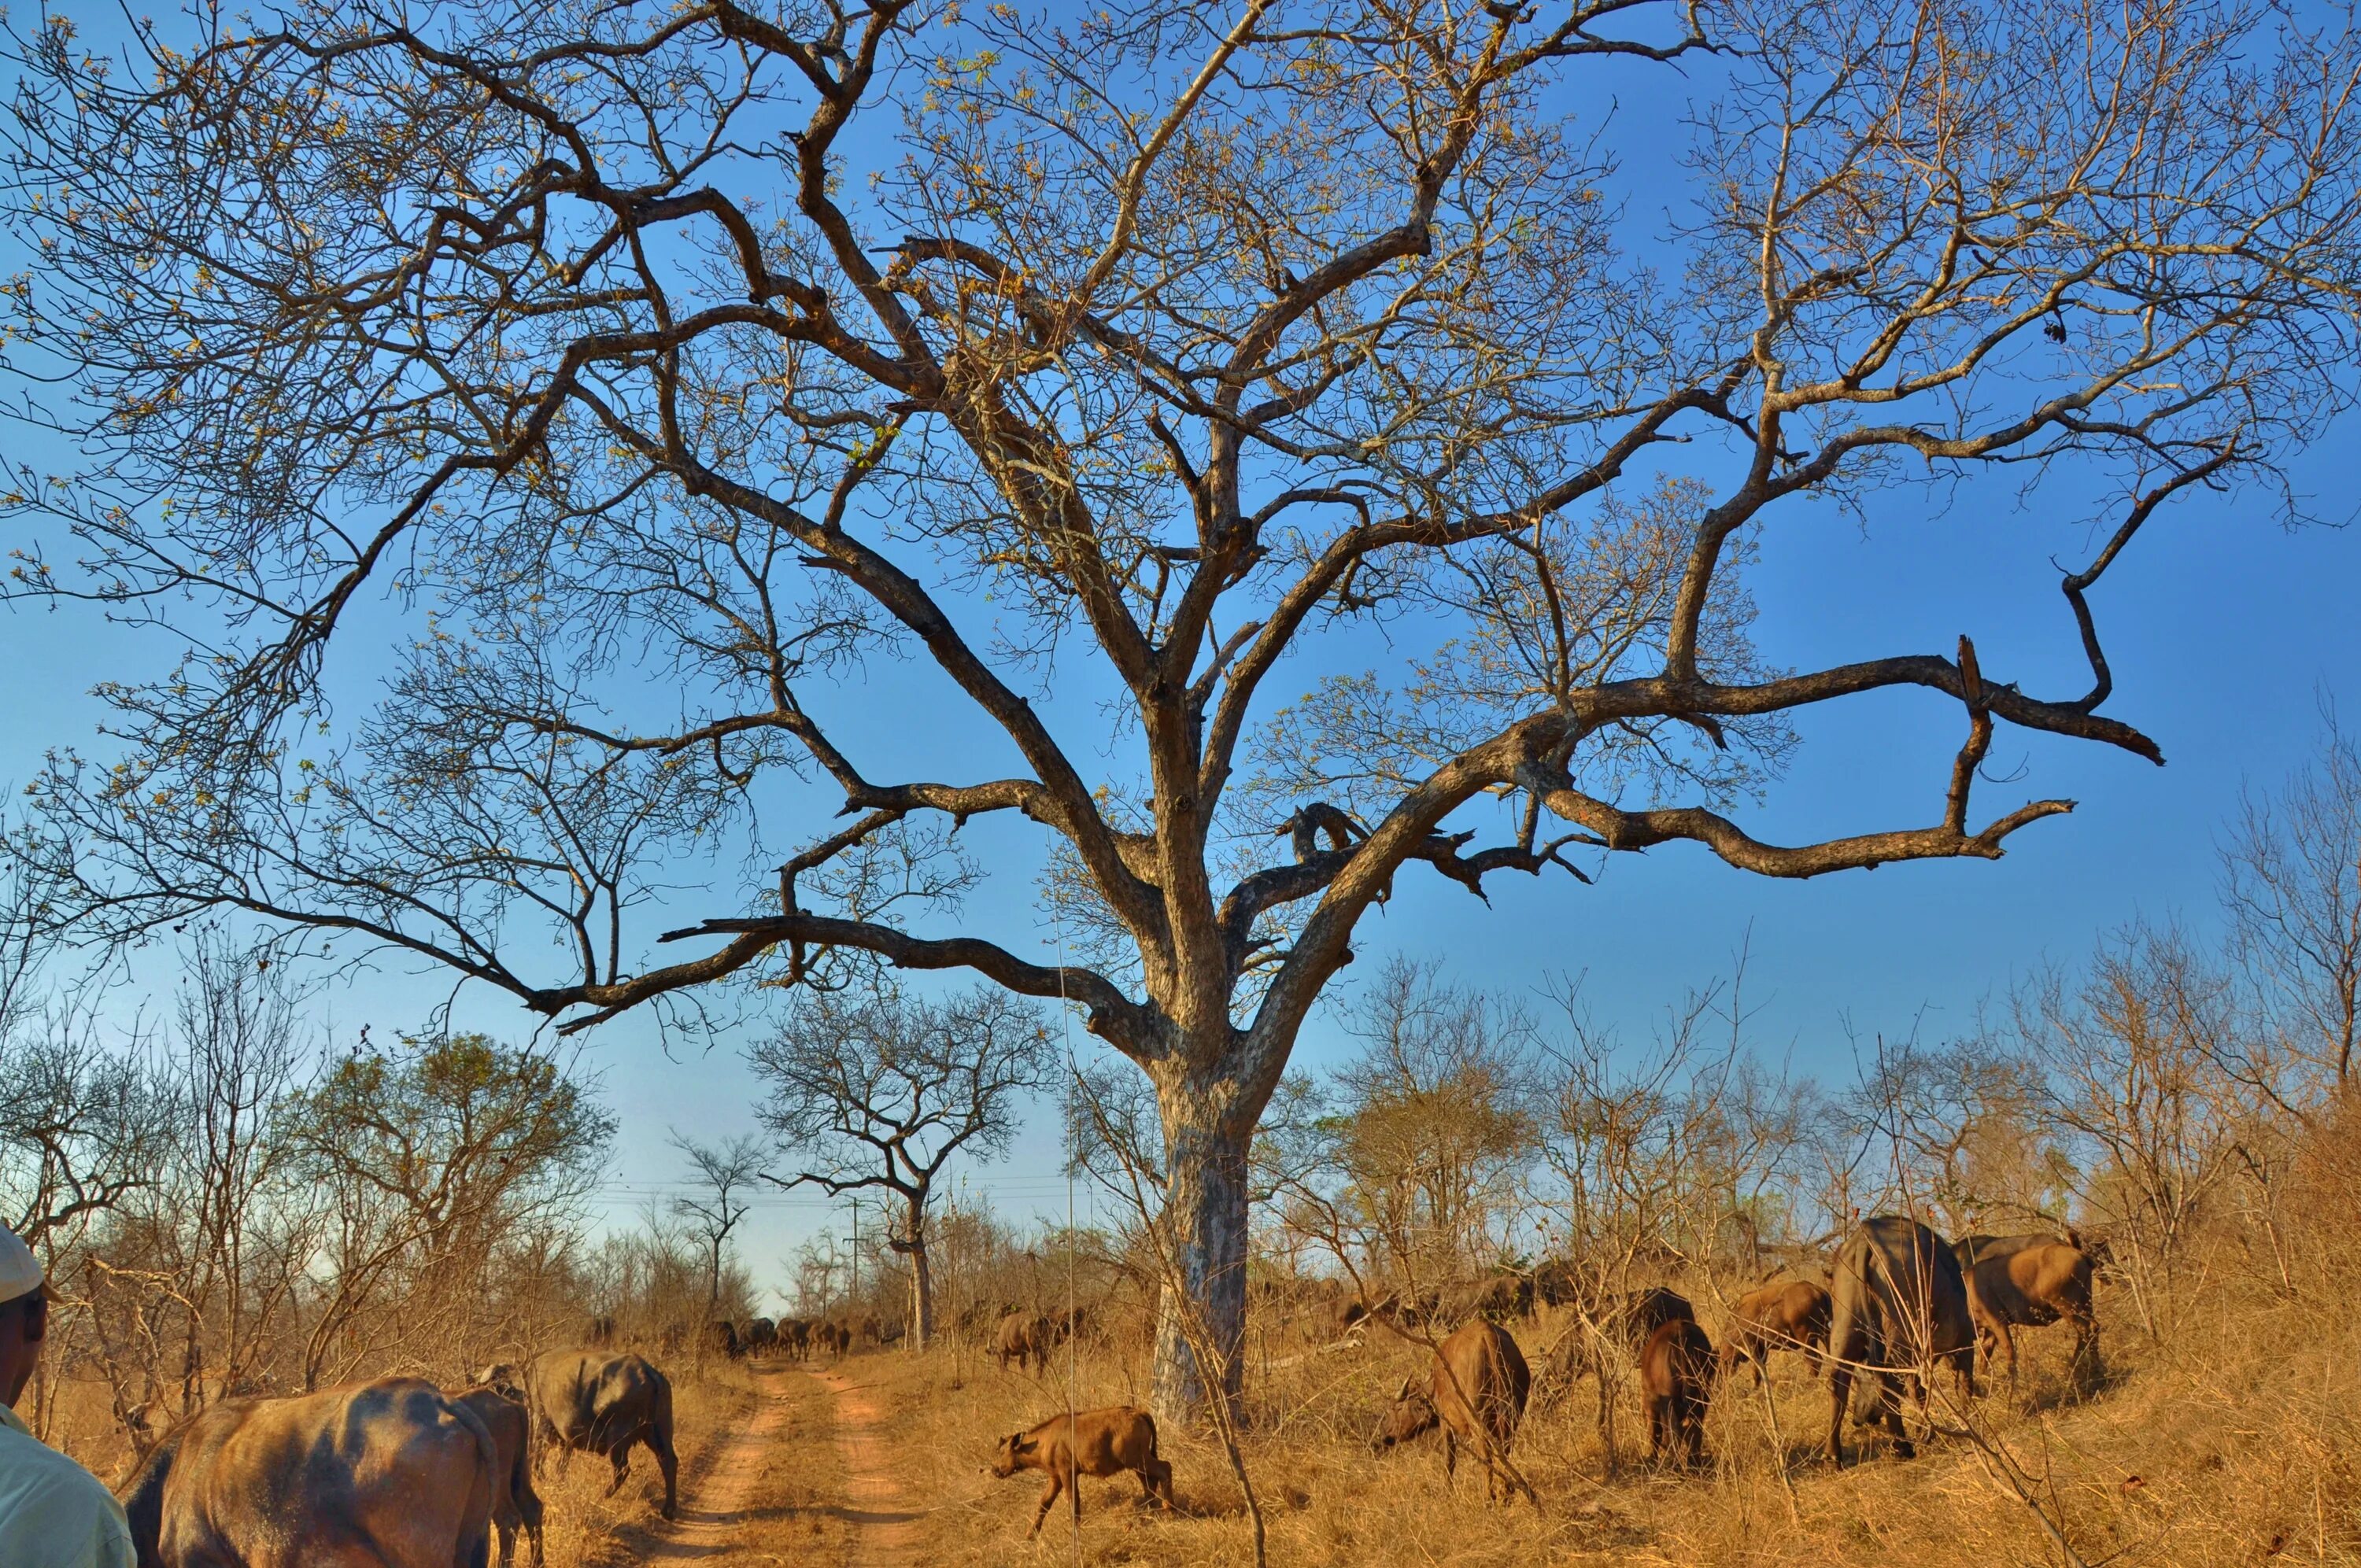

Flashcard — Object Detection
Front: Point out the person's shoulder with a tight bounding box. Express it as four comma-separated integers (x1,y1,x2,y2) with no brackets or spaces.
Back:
0,1421,128,1515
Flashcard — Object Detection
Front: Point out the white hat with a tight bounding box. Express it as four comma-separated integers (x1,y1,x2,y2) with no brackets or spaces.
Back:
0,1224,51,1305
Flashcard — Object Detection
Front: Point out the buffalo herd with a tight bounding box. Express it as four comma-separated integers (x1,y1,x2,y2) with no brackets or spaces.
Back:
1350,1214,2105,1493
107,1216,2106,1560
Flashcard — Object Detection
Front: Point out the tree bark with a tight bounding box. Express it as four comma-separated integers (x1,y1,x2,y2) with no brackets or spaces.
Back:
1151,1085,1253,1426
906,1194,934,1351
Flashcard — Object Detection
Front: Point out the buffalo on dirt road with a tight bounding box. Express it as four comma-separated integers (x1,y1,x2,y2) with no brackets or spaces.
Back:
483,1350,679,1521
453,1384,545,1568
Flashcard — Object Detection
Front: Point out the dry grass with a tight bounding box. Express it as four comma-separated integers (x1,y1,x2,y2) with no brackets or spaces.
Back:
31,1257,2361,1565
831,1270,2361,1566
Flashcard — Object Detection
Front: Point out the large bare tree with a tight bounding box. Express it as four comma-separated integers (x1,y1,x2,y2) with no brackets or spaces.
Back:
4,0,2359,1415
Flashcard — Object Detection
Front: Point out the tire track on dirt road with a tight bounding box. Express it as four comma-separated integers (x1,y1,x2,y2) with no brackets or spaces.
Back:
641,1366,794,1561
810,1365,925,1566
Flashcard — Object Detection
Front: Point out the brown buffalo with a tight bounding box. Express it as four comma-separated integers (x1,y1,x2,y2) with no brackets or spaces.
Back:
484,1350,678,1521
1720,1279,1832,1385
583,1315,617,1348
742,1318,779,1355
993,1311,1072,1374
816,1319,852,1359
1640,1317,1717,1467
1616,1286,1695,1350
1438,1272,1535,1325
1532,1285,1696,1408
1826,1216,1976,1466
1373,1319,1534,1504
1964,1242,2100,1390
702,1319,739,1360
453,1385,545,1568
117,1378,496,1568
778,1317,812,1359
990,1405,1174,1537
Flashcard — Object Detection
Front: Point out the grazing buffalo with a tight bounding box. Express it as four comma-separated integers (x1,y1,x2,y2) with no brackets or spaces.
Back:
1306,1289,1395,1344
743,1318,780,1355
1826,1216,1976,1466
1964,1241,2100,1389
1439,1272,1533,1325
1720,1279,1832,1385
1533,1285,1696,1407
453,1385,545,1568
993,1311,1072,1375
1615,1286,1696,1351
1374,1319,1534,1504
117,1378,496,1568
1530,1257,1580,1308
991,1405,1173,1537
485,1351,678,1521
1640,1317,1716,1467
959,1299,1017,1341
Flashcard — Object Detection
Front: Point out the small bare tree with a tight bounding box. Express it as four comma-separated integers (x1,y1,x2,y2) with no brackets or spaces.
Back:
0,1000,164,1247
671,1131,766,1323
2015,924,2243,1337
2222,709,2361,1094
750,986,1048,1348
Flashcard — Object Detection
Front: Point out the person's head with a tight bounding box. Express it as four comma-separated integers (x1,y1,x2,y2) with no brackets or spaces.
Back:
0,1225,54,1409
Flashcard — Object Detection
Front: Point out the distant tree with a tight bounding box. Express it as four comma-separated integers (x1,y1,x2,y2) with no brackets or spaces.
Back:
670,1131,766,1322
751,987,1048,1348
1310,960,1540,1293
281,1032,613,1371
0,1002,164,1247
2222,711,2361,1094
8,0,2361,1417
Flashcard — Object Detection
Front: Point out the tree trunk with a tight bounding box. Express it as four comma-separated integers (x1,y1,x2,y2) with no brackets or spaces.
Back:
1151,1095,1253,1426
907,1194,934,1351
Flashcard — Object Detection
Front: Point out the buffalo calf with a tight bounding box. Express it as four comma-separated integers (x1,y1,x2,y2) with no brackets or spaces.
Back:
991,1406,1174,1537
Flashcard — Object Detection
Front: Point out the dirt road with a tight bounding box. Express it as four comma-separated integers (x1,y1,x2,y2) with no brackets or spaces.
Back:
641,1366,796,1561
810,1365,925,1566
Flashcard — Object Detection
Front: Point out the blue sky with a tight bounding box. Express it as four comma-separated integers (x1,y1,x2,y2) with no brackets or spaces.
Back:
2,8,2355,1307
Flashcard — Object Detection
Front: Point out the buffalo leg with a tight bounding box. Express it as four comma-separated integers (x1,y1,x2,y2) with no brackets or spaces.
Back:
492,1514,515,1568
1029,1473,1064,1538
1441,1428,1458,1489
1877,1372,1915,1460
1826,1360,1853,1467
646,1423,679,1521
602,1445,632,1500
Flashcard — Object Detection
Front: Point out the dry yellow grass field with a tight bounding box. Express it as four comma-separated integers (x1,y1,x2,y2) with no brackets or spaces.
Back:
825,1267,2361,1567
26,1231,2361,1566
